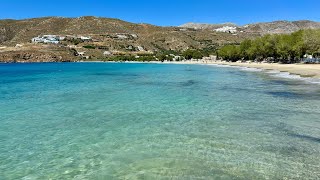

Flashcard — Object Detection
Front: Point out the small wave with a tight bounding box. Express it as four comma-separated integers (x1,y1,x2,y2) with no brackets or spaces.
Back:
238,67,264,72
265,70,281,74
270,72,320,84
208,64,232,68
271,72,302,79
208,64,320,85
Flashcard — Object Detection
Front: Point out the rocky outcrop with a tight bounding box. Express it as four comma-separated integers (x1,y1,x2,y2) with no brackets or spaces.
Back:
0,51,75,62
244,20,320,34
0,27,14,43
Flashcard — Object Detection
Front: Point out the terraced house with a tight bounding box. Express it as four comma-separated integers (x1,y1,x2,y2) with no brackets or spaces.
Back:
31,35,61,44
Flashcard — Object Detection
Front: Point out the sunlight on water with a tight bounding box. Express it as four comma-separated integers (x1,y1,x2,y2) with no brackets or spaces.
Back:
0,63,320,179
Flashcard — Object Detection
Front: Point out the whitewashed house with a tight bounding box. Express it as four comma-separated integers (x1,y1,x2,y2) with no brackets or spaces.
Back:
103,51,112,56
31,37,44,43
131,34,138,38
214,26,237,34
116,35,128,39
80,36,91,41
15,44,23,48
77,52,86,56
137,46,145,51
31,35,59,44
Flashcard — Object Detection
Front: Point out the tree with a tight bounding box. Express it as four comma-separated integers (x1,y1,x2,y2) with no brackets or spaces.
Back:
239,39,252,60
157,54,167,61
218,45,240,62
304,29,320,57
182,49,204,60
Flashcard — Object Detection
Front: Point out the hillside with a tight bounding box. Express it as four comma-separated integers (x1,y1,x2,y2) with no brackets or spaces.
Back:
1,17,319,62
0,16,245,48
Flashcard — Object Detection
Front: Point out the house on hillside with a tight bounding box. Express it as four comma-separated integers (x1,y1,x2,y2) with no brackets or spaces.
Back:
15,44,23,48
77,51,86,56
214,26,237,34
131,34,138,38
103,51,112,56
116,34,128,39
31,35,92,44
137,46,145,51
80,36,92,41
31,35,60,44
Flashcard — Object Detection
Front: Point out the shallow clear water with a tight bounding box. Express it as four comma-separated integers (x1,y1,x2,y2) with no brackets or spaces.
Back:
0,63,320,179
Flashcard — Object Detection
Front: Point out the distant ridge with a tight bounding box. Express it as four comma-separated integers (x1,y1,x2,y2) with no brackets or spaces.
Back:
180,20,320,34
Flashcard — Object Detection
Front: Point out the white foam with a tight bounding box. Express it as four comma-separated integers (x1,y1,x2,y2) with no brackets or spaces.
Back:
265,70,281,74
208,64,320,85
271,72,301,79
270,72,320,84
208,64,232,68
238,67,264,72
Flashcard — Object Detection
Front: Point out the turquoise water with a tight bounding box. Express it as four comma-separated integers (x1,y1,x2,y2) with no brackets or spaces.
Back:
0,62,320,179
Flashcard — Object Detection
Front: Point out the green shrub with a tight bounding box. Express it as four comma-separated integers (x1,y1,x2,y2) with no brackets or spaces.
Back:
83,45,96,49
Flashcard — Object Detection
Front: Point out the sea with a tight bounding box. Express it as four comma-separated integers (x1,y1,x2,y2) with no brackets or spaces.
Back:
0,62,320,179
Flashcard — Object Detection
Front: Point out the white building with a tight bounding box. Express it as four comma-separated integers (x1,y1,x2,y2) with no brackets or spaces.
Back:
58,36,66,41
116,35,128,39
31,35,60,44
15,44,23,48
214,26,237,34
137,46,145,51
77,51,86,56
31,37,44,43
173,55,182,61
131,34,138,38
202,55,217,61
103,51,112,56
80,36,91,41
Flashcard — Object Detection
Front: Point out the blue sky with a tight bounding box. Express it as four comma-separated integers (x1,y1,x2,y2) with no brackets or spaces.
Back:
0,0,319,26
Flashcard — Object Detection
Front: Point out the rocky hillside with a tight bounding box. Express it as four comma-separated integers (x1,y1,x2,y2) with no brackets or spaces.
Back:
0,44,77,62
180,20,320,34
1,17,319,62
0,16,255,50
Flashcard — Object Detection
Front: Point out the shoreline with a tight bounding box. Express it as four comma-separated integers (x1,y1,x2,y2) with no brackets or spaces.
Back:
2,60,320,81
82,60,320,83
145,60,320,80
208,61,320,79
125,60,320,80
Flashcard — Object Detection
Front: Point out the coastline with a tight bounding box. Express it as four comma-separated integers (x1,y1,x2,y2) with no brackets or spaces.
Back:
131,60,320,80
149,60,320,80
209,61,320,79
2,60,320,80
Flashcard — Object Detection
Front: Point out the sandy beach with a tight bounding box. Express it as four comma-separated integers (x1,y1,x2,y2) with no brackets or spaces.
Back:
209,61,320,79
